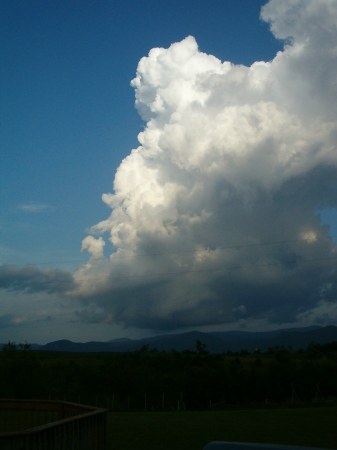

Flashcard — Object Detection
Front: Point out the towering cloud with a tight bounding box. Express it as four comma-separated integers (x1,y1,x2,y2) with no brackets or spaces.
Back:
2,0,336,334
75,0,337,332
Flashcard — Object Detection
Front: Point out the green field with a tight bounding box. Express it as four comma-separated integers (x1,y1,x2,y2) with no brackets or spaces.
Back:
106,407,337,450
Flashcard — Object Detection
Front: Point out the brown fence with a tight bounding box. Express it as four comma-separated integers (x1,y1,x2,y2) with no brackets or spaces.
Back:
0,399,106,450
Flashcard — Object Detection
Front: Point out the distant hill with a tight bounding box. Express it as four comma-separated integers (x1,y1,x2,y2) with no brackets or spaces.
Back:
3,325,336,353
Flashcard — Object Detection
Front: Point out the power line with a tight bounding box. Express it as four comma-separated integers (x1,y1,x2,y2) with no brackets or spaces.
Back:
12,234,337,267
11,255,337,287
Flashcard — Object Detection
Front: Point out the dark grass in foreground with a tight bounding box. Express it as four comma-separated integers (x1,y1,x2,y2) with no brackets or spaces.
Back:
107,407,337,450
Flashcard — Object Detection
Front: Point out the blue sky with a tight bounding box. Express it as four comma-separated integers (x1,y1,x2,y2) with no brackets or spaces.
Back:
1,0,337,344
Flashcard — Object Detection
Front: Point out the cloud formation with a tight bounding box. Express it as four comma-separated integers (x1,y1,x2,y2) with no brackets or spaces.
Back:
0,265,74,294
1,0,337,334
71,0,337,332
17,202,55,213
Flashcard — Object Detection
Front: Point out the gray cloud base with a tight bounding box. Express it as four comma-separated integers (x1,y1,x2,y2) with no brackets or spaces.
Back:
0,265,74,294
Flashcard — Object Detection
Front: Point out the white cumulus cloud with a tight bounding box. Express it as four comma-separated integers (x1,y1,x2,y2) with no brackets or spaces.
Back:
75,0,337,332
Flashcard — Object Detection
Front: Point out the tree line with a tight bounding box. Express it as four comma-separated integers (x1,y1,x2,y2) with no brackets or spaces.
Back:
1,340,337,410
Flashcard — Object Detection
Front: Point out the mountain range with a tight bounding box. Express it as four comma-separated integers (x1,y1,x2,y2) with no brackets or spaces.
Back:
6,325,336,353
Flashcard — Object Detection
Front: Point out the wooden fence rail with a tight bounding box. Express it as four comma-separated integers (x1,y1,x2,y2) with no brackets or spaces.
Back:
0,399,106,450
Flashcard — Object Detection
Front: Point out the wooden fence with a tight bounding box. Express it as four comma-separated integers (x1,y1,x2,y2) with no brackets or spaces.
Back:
0,399,106,450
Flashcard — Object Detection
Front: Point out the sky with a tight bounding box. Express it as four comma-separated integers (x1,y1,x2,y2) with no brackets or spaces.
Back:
1,0,337,344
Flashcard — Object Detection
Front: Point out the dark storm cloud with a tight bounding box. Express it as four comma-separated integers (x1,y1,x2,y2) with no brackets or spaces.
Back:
0,264,74,294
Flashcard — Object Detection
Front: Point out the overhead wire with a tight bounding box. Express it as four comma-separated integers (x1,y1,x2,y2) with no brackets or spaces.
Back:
13,234,337,267
7,252,337,287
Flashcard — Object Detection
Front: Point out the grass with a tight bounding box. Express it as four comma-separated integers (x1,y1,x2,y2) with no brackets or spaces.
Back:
106,407,337,450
